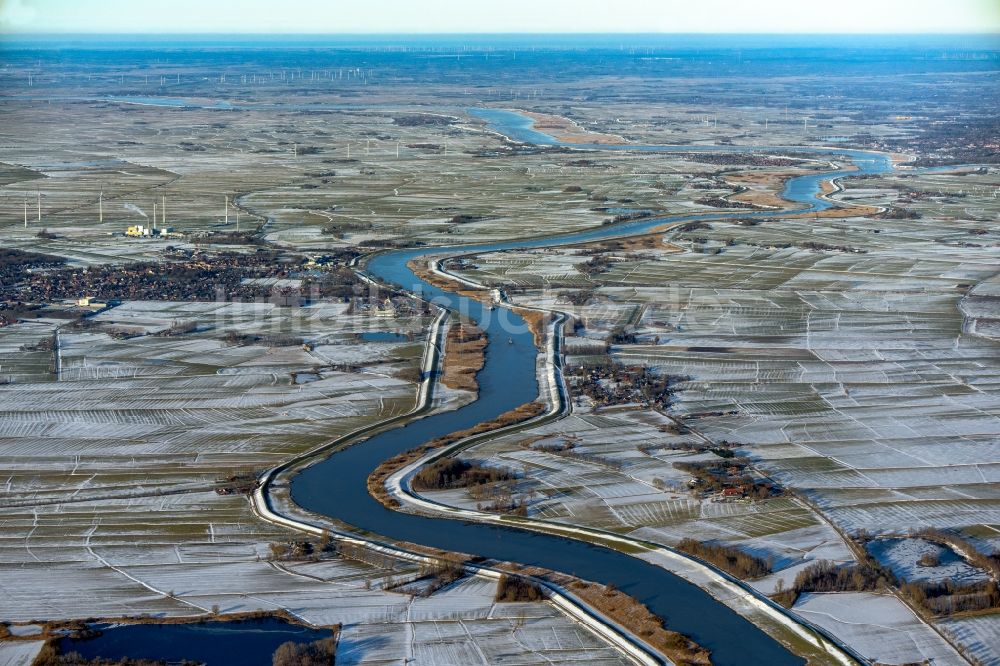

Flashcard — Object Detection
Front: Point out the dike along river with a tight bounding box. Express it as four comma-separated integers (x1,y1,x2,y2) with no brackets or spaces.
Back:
290,109,897,665
68,104,897,665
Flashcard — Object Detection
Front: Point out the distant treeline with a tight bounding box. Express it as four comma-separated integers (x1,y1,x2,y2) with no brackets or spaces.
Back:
394,114,454,127
678,152,802,167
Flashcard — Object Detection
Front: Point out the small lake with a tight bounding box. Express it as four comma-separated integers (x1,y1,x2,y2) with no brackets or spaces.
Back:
59,618,334,666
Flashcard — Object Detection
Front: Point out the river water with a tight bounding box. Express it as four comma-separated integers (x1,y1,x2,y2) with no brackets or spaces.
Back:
74,104,899,665
290,109,900,664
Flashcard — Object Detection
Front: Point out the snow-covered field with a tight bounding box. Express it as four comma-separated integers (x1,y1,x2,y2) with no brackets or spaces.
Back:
941,613,1000,666
0,299,636,664
792,592,965,664
423,404,854,592
439,169,1000,660
0,302,427,508
3,88,998,664
0,640,45,666
0,489,629,664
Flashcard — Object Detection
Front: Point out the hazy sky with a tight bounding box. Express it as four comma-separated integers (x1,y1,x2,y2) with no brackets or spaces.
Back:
1,0,999,34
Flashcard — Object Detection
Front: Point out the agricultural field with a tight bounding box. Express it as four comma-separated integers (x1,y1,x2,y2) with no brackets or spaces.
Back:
0,300,430,505
0,640,45,666
420,405,854,586
0,100,742,255
7,46,985,260
432,163,1000,660
445,167,1000,541
1,35,998,666
942,614,1000,666
1,489,628,665
791,592,963,664
0,299,628,663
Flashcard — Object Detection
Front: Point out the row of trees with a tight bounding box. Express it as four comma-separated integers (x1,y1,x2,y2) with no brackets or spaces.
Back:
774,550,1000,617
32,646,180,665
903,579,1000,616
272,637,336,666
911,528,1000,578
495,574,544,602
675,539,773,580
419,560,465,597
411,458,515,491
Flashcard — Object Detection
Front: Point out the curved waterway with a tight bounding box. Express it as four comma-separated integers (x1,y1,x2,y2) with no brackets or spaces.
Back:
289,109,900,665
50,97,892,663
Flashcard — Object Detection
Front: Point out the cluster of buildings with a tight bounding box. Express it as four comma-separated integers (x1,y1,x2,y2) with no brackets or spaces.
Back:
125,224,175,238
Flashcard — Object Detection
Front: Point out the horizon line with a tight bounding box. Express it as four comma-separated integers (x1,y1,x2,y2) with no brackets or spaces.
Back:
4,31,1000,37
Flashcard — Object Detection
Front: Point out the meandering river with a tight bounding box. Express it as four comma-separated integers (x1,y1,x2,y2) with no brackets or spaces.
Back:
289,109,899,665
64,100,901,665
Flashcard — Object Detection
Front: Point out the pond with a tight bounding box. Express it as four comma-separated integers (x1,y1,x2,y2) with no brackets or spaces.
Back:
59,617,334,666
